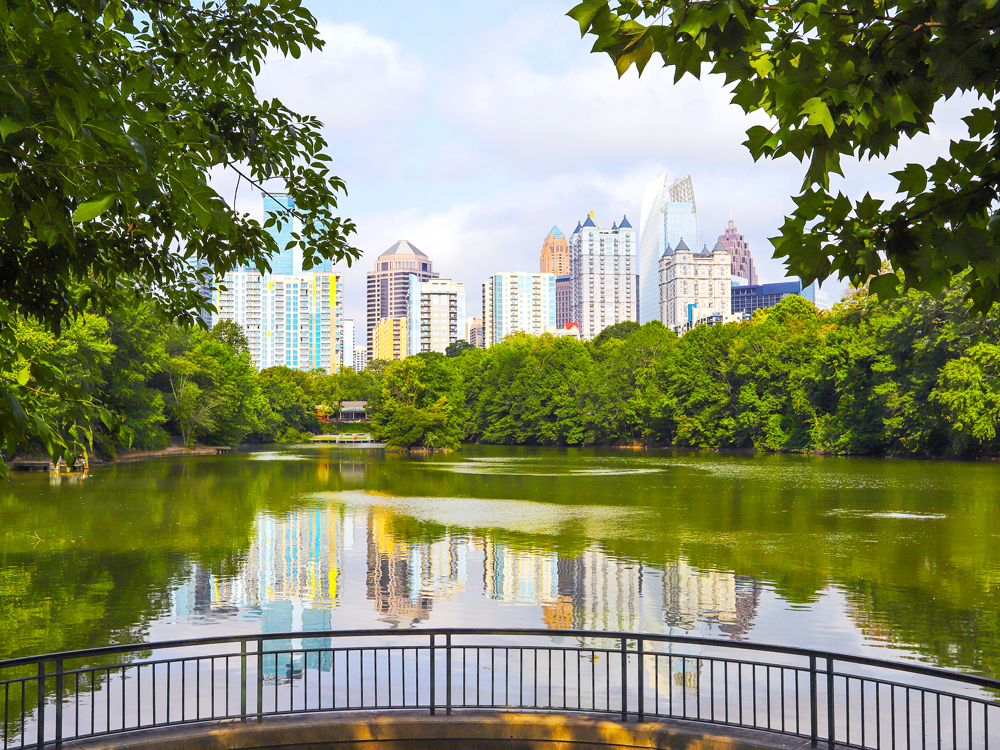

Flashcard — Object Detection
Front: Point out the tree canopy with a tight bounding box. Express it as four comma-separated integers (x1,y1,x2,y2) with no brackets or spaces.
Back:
0,0,356,471
568,0,1000,311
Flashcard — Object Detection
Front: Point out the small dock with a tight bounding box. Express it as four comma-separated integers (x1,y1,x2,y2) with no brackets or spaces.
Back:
12,460,54,472
310,434,377,444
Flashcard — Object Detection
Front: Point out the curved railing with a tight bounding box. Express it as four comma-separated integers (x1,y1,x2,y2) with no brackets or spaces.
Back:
1,628,997,749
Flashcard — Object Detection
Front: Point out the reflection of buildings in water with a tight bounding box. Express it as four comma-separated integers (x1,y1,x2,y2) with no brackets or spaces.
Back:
226,508,343,610
171,507,346,623
537,549,761,642
365,507,468,626
483,540,559,604
660,559,761,641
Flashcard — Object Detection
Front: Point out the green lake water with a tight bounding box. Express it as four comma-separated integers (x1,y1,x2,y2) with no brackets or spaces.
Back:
2,445,999,678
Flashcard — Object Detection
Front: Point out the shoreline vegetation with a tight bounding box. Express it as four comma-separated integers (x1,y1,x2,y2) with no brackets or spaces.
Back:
9,274,1000,462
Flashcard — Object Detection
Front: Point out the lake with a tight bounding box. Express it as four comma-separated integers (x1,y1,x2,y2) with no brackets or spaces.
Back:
2,445,999,679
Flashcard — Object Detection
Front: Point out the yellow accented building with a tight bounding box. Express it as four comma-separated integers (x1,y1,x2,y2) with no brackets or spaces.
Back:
372,317,408,361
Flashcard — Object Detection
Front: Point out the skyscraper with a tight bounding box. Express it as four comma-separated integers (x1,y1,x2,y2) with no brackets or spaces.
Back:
468,316,484,347
213,270,342,372
555,274,572,328
262,193,333,275
408,277,466,355
482,273,556,347
372,317,409,361
353,345,369,372
539,226,570,274
638,173,699,323
569,211,637,341
659,239,731,332
366,241,438,358
719,220,756,285
341,319,355,370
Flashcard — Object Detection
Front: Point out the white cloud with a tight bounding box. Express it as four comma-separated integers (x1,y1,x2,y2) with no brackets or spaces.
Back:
255,23,424,136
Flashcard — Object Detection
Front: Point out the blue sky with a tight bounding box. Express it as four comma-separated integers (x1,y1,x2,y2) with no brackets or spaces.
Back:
217,1,977,343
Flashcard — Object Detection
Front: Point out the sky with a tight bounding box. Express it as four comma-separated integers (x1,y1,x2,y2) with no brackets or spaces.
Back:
213,0,980,346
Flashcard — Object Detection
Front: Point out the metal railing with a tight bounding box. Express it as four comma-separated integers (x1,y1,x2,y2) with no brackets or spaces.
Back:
1,629,997,750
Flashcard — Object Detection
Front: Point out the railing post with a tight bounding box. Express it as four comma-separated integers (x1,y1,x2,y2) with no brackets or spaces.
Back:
621,638,628,722
826,658,835,750
445,634,452,716
809,655,818,748
256,639,264,723
637,638,645,723
37,660,45,750
54,658,63,750
429,634,436,716
240,641,247,722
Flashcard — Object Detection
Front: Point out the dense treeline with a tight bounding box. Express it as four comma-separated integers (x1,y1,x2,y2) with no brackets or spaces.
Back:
10,276,1000,459
371,276,1000,457
10,305,379,459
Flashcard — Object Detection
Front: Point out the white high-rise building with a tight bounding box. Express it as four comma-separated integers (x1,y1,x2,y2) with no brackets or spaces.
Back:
638,173,699,323
482,273,556,347
569,211,637,341
341,319,355,370
353,345,369,372
213,270,342,372
408,277,466,355
659,239,731,332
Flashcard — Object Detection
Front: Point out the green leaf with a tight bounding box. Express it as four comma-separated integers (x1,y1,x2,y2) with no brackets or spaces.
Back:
16,367,29,386
0,118,23,141
892,164,927,198
868,273,901,301
72,193,117,223
801,98,834,137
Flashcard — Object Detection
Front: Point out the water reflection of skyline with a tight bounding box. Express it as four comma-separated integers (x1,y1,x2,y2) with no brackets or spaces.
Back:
171,497,761,641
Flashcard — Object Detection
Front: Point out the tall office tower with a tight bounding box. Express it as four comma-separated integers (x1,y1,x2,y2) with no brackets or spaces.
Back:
372,317,409,361
341,319,355,369
467,316,484,347
366,240,438,358
555,274,572,327
482,273,556,347
353,345,369,372
569,211,637,341
213,270,342,372
659,239,731,332
408,277,466,355
539,226,570,274
638,173,699,323
719,219,756,285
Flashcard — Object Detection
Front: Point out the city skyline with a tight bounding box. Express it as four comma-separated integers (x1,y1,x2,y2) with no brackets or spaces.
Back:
205,0,965,345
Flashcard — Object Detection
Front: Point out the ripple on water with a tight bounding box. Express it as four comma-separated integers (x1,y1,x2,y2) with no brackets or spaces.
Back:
426,457,663,477
312,490,650,537
826,509,946,520
662,460,903,490
249,452,311,461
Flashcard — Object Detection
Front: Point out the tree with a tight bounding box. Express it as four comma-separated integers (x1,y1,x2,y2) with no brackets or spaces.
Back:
591,320,640,347
569,1,1000,311
0,0,356,471
212,320,250,354
446,339,475,357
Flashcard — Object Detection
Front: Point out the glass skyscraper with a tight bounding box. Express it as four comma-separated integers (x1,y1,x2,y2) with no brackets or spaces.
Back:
638,173,699,323
263,193,331,274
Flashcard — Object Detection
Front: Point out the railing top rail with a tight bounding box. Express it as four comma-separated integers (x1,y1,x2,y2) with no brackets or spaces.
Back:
1,628,997,692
